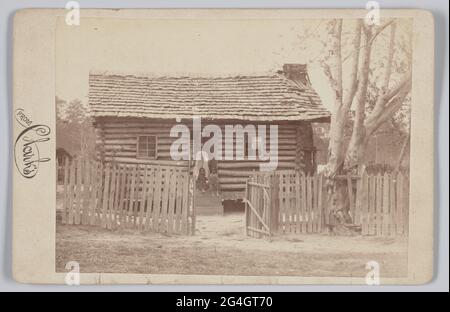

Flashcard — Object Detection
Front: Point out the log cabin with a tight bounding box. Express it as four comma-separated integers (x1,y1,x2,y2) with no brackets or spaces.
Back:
89,64,330,214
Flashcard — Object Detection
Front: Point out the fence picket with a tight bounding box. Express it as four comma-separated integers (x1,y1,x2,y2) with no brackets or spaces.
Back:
116,165,125,228
253,175,258,237
258,175,265,236
81,160,90,225
389,174,396,236
347,175,354,223
404,173,409,235
354,174,362,225
171,174,181,234
93,162,102,226
376,175,381,235
74,158,83,225
137,168,148,230
89,162,98,226
283,174,289,233
316,174,322,233
167,170,178,234
289,173,295,233
302,174,307,233
159,169,171,232
152,168,163,231
122,166,129,227
101,163,111,228
67,160,75,225
271,174,280,233
107,164,116,230
397,173,405,235
181,173,190,235
127,166,137,228
145,169,155,231
132,165,140,227
382,173,390,236
307,175,313,233
112,164,121,229
361,172,369,235
277,174,283,233
61,158,69,224
368,175,375,235
295,173,301,234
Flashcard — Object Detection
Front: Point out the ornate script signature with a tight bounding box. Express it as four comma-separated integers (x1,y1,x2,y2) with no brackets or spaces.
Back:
14,109,51,179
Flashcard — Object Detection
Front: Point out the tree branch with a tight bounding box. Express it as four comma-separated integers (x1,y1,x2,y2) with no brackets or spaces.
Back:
322,19,343,105
381,22,397,92
343,19,362,110
396,133,410,171
369,19,395,46
365,76,412,135
342,19,394,63
366,72,412,129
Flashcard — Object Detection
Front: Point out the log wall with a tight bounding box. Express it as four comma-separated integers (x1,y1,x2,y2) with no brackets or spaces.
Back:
94,117,316,199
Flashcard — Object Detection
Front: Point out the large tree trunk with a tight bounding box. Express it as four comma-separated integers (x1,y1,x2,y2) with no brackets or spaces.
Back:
321,19,411,234
323,20,345,178
345,25,373,173
322,20,359,231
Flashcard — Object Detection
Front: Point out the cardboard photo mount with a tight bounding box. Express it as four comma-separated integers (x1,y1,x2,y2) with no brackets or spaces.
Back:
12,9,434,285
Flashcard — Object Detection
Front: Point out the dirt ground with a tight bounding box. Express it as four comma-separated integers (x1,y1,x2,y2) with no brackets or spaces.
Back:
56,213,408,277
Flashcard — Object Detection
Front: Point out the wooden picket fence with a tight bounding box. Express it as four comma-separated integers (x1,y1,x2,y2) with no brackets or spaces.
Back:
350,172,409,236
59,157,194,235
277,171,324,234
245,170,409,237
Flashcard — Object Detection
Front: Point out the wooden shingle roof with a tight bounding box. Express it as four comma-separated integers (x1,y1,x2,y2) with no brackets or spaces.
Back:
89,71,330,122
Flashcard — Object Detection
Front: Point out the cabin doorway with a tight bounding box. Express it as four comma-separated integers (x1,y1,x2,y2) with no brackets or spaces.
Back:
194,188,223,215
192,151,223,215
223,200,245,214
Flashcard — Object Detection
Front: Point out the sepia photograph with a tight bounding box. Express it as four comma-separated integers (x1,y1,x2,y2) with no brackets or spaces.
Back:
0,0,446,300
54,14,413,279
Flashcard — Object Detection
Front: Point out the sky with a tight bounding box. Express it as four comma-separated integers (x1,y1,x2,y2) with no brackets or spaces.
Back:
56,17,335,110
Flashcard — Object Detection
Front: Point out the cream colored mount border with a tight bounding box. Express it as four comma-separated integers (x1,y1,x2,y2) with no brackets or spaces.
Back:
12,9,434,285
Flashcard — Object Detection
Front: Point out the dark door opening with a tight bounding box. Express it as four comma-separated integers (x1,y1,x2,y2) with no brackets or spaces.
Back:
223,199,245,214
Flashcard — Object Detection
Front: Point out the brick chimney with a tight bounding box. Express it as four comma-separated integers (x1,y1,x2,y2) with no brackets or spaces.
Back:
282,64,311,87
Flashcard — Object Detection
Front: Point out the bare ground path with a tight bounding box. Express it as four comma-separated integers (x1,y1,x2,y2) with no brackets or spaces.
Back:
56,214,408,277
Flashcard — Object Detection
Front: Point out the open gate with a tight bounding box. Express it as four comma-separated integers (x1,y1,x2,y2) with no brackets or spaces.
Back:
243,174,279,238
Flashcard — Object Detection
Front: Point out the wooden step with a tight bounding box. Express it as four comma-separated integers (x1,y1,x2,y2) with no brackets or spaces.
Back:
196,206,224,216
194,190,223,215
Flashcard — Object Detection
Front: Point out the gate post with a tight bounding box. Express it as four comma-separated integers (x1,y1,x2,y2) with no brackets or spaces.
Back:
244,180,248,236
190,174,195,235
270,174,280,233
